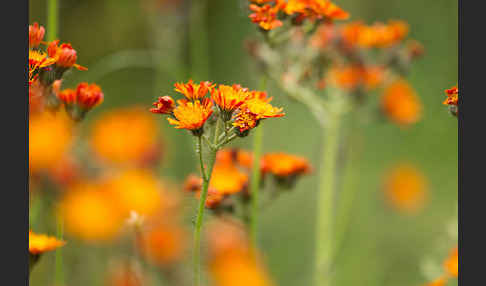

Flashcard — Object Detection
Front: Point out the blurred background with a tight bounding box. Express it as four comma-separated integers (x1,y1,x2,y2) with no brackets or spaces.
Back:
29,0,458,285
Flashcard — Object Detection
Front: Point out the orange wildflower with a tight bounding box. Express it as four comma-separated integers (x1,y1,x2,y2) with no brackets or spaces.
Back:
209,162,249,195
262,152,311,177
75,82,104,110
424,277,447,286
383,164,428,214
138,224,187,265
29,22,45,48
443,246,458,278
233,91,284,133
29,50,55,84
91,107,161,166
328,64,384,91
167,98,214,133
342,20,409,48
150,96,175,114
249,4,283,31
47,40,87,70
381,79,422,126
29,231,65,254
284,0,349,22
29,110,74,173
211,84,250,115
60,183,125,242
174,79,215,100
443,86,458,106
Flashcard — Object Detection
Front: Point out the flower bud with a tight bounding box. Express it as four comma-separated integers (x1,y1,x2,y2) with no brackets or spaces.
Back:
76,82,104,110
29,22,45,48
150,96,175,114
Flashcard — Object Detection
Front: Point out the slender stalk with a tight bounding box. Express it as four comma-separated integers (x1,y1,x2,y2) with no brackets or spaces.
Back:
193,129,219,286
55,217,64,286
249,76,267,248
189,0,209,80
47,0,59,41
314,113,342,286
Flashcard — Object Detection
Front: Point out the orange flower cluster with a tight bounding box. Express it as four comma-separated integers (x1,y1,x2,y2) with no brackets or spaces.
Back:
28,22,102,119
424,245,458,285
57,82,104,121
381,79,422,127
326,64,384,91
443,86,459,117
342,20,409,48
29,231,65,255
248,0,349,31
184,149,311,209
151,80,284,137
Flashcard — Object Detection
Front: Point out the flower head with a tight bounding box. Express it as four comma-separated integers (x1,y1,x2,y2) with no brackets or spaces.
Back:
167,98,214,133
150,96,175,114
174,80,215,100
284,0,349,22
341,20,409,48
249,4,283,31
443,246,458,278
76,82,104,110
383,164,428,214
262,153,311,177
327,64,384,91
29,231,65,254
29,22,45,48
211,84,250,116
381,79,422,126
209,162,249,195
29,50,55,84
47,40,87,70
443,86,458,106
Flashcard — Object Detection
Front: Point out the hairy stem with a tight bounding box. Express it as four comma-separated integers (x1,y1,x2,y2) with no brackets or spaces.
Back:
314,113,342,286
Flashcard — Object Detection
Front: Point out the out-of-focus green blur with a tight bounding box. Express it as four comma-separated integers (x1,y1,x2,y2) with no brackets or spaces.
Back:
29,0,457,285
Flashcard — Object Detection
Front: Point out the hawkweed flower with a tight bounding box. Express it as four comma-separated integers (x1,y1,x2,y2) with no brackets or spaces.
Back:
327,64,384,91
47,40,87,71
381,79,422,126
284,0,349,22
443,86,458,117
341,20,409,49
249,4,283,31
211,84,250,121
443,246,458,278
29,230,65,272
29,50,55,85
59,183,125,242
262,152,311,188
57,82,104,121
174,79,215,101
382,164,428,214
29,22,45,48
167,98,214,136
150,96,175,114
91,107,162,167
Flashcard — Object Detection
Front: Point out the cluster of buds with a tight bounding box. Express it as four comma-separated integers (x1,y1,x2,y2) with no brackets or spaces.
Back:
248,0,349,31
245,6,424,127
28,22,102,121
442,86,458,117
183,148,311,214
57,82,104,121
150,80,284,139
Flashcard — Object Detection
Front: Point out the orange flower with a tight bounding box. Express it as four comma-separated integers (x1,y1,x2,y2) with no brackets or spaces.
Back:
211,84,250,115
249,4,283,31
91,107,161,166
443,246,458,278
381,79,422,126
167,98,214,132
76,82,104,110
342,20,408,48
443,86,458,106
383,164,428,214
29,110,74,173
328,65,384,91
138,224,187,265
150,96,175,114
424,277,447,286
233,91,284,133
29,50,55,84
284,0,349,21
209,162,249,195
106,169,163,218
174,79,215,100
262,152,311,177
60,183,125,242
29,22,45,48
57,88,77,106
29,231,65,254
47,40,87,70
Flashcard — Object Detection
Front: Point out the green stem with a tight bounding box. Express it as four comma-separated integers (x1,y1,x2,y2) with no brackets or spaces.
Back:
250,125,263,248
314,113,342,286
47,0,59,41
55,216,64,286
193,133,218,286
189,0,209,80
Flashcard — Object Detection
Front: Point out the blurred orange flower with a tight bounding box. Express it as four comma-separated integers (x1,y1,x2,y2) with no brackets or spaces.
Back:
105,262,146,286
249,4,283,31
342,20,409,48
106,169,163,218
284,0,349,21
381,79,422,126
262,152,311,177
60,183,125,242
138,224,187,266
383,164,428,214
328,64,384,91
443,246,458,278
29,231,65,254
424,277,447,286
29,110,74,174
90,107,161,166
